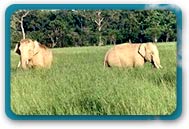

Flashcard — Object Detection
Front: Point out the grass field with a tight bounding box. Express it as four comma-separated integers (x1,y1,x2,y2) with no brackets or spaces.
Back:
10,43,176,115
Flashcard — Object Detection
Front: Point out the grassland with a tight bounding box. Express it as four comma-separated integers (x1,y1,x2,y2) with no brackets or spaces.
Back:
10,43,176,115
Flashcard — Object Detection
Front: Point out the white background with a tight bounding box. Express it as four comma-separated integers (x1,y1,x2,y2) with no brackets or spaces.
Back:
0,0,188,129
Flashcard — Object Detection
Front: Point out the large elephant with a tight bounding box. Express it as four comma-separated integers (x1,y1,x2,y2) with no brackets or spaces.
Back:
104,43,162,69
14,38,53,69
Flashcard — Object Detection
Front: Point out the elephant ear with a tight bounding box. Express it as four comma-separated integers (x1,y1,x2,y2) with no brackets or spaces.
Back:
33,40,40,55
14,43,21,55
138,44,146,57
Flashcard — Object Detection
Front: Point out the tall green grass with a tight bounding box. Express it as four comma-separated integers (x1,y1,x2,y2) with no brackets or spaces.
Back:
10,43,176,115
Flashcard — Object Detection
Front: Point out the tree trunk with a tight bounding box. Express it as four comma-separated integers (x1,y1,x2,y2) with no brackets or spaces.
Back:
20,21,25,39
129,39,132,43
94,11,104,46
113,40,116,45
20,11,29,39
98,34,103,46
166,33,170,42
154,35,157,43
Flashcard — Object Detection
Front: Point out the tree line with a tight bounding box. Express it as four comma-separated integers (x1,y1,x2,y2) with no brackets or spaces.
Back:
11,9,177,48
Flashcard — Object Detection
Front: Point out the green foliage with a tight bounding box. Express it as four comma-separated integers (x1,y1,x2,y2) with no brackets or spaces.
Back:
11,10,176,48
11,43,176,115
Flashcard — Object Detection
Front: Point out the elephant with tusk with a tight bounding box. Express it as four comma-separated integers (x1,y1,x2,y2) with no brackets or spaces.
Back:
14,38,53,69
104,42,162,69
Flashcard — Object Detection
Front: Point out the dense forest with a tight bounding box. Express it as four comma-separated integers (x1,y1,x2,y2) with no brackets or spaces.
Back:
10,10,177,48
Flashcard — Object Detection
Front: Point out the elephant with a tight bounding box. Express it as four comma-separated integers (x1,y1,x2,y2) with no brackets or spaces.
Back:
14,38,53,69
104,42,162,69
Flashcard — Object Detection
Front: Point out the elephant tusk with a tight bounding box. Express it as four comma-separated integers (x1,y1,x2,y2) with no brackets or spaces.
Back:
17,61,21,68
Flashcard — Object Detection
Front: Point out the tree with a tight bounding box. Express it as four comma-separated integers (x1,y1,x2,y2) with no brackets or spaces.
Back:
10,10,29,48
94,10,105,46
160,10,176,42
144,10,164,42
10,9,177,48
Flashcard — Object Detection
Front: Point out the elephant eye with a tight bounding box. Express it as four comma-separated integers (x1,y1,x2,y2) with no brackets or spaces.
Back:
28,49,33,53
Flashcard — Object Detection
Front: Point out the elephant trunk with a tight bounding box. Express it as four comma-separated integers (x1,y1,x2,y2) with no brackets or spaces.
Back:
21,56,29,69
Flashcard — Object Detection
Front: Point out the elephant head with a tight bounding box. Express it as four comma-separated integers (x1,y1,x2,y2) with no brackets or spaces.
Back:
14,39,40,69
138,43,162,69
